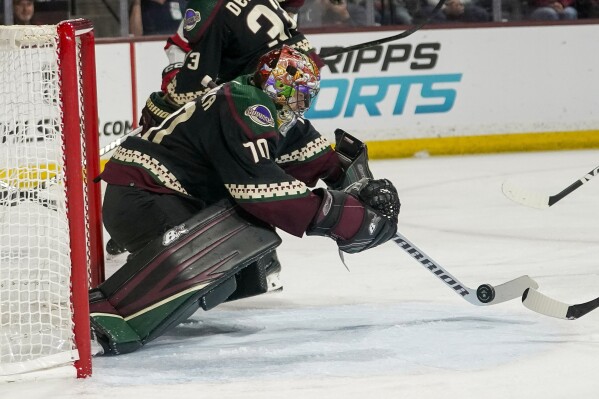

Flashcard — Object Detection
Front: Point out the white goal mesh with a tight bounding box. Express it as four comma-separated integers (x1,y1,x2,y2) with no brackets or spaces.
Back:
0,21,102,378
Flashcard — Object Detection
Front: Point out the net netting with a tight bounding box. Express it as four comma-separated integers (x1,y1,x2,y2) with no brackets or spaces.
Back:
0,25,78,375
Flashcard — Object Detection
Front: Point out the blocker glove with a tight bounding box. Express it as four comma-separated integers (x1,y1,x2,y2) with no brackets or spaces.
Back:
307,178,400,254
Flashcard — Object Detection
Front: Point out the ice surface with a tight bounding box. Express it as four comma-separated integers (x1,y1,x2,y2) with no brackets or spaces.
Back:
3,150,599,399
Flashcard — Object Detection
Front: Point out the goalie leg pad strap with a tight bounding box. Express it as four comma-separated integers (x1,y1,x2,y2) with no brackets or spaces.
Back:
226,251,282,302
90,199,281,354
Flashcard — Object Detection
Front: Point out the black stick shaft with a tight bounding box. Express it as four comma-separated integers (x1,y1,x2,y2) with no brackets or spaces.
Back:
547,165,599,206
318,0,447,59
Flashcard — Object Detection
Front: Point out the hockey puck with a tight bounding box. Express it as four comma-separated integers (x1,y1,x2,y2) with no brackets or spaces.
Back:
476,284,495,303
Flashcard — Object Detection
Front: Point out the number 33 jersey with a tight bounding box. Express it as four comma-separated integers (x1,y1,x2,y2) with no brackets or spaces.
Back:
165,0,321,106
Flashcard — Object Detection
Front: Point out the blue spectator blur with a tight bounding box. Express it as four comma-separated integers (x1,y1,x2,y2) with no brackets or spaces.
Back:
374,0,414,25
476,0,524,21
299,0,371,27
424,0,491,22
528,0,577,20
130,0,185,36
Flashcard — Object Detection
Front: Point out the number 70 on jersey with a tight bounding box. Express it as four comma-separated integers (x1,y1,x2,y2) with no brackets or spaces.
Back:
243,139,270,163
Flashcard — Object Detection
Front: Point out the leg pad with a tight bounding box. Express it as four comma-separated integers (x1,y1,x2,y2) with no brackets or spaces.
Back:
90,199,281,354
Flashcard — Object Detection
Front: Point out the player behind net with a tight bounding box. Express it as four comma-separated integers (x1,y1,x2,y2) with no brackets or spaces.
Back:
90,46,400,355
140,0,321,134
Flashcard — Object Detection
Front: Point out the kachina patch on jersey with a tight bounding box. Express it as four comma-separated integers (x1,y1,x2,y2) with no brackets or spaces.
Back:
244,105,275,127
183,9,201,31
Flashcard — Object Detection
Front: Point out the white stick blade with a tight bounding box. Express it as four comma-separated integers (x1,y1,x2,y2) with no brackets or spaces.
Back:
488,275,539,305
522,288,569,319
501,181,550,209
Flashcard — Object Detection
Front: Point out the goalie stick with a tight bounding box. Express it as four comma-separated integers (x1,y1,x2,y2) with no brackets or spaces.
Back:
330,129,536,307
522,288,599,320
392,232,538,306
502,164,599,209
395,232,599,319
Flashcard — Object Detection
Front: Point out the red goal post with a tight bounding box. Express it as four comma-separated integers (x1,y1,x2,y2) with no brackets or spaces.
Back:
0,19,104,379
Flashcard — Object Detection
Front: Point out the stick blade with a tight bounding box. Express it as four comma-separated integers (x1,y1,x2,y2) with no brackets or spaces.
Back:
487,275,539,305
501,181,550,209
522,288,599,320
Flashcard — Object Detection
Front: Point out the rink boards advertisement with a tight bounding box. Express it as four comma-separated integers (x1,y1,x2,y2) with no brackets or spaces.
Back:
94,24,599,157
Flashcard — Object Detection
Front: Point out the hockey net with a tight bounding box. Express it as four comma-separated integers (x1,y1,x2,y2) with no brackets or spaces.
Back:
0,20,104,378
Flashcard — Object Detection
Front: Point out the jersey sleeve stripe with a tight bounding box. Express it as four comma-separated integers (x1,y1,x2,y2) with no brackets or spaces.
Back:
275,136,331,165
225,180,310,201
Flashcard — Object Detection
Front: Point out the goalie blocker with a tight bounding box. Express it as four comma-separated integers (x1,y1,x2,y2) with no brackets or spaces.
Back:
329,128,375,190
90,200,281,355
309,129,399,252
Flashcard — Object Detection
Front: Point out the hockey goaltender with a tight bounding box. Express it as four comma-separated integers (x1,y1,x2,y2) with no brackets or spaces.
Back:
89,46,401,355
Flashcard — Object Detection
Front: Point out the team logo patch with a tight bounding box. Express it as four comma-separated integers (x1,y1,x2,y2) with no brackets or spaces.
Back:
244,105,275,127
162,224,189,246
183,9,201,31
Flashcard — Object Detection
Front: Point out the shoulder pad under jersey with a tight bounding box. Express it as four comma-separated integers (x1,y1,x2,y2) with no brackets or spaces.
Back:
224,77,279,138
181,0,222,42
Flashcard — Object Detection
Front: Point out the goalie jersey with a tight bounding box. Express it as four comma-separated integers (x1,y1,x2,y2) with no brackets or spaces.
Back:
165,0,320,106
101,76,342,237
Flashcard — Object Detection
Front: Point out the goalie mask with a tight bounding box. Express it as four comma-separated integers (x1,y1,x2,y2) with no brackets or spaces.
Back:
254,45,320,135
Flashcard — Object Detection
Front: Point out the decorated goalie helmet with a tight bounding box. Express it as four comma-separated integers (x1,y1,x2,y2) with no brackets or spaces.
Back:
254,45,320,135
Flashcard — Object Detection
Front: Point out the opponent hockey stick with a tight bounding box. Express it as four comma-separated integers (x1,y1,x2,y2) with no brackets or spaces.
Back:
318,0,447,59
502,164,599,209
392,232,538,306
522,288,599,320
